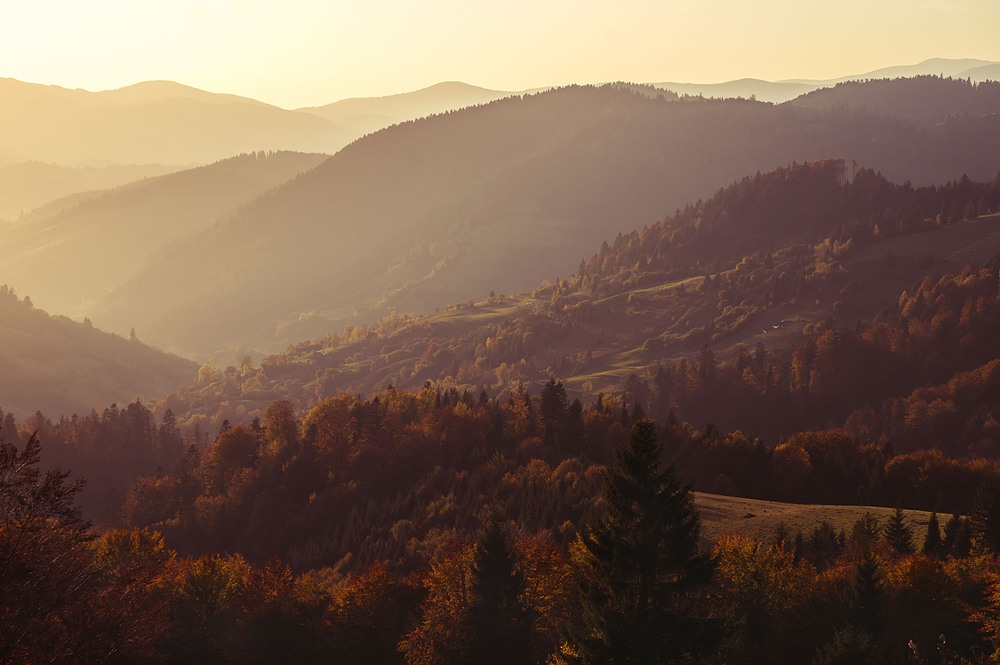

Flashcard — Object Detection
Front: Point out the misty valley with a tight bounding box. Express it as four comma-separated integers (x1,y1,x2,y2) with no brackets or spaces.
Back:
6,63,1000,664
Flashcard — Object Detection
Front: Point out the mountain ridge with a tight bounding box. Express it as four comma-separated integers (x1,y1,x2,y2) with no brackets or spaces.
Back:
87,78,1000,359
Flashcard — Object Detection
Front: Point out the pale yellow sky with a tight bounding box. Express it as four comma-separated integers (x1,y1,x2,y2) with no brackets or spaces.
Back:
1,0,998,108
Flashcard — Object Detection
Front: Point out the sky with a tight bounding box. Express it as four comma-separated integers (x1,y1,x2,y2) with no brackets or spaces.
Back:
1,0,999,109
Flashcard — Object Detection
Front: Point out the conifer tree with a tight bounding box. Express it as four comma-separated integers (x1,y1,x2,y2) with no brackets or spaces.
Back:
571,419,716,665
972,482,1000,552
464,516,532,665
943,513,972,558
922,512,942,557
849,554,884,638
883,508,914,555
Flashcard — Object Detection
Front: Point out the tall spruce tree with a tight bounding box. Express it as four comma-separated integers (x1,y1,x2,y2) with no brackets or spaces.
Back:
464,516,532,665
922,512,943,557
972,482,1000,552
883,508,914,555
943,513,972,558
571,419,716,665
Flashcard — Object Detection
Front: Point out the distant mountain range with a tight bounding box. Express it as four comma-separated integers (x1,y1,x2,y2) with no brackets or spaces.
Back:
0,59,999,421
0,78,349,167
81,76,1000,359
298,81,516,134
4,58,995,169
651,57,1000,103
0,78,517,171
0,78,521,221
1,57,996,221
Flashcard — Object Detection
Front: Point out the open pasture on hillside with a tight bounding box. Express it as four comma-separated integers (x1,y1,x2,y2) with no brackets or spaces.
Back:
695,491,938,545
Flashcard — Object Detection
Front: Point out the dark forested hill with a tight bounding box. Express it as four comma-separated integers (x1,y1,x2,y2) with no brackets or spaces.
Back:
90,79,1000,358
0,151,327,320
0,286,196,418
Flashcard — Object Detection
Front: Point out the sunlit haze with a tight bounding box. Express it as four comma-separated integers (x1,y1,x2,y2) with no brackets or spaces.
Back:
3,0,999,107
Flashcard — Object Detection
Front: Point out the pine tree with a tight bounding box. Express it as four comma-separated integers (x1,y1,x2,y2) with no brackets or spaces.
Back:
883,508,914,555
922,512,942,557
972,482,1000,552
571,419,716,665
848,512,881,555
942,513,973,558
464,517,532,665
540,379,569,449
849,554,884,638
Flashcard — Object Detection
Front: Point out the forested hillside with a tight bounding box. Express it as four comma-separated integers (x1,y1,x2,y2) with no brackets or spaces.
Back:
146,161,1000,436
0,151,327,319
91,78,1000,358
0,285,196,418
790,76,1000,126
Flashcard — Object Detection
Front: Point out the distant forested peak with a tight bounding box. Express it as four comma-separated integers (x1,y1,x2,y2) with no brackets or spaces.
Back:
790,75,1000,126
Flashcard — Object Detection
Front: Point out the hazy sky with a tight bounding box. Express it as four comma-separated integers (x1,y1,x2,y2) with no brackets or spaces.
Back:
2,0,998,108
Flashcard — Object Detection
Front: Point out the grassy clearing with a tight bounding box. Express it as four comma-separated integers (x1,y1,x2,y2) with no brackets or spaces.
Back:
694,492,938,546
846,214,1000,265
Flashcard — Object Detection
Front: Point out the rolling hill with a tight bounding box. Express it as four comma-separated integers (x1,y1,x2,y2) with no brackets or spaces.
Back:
652,57,1000,103
790,76,1000,126
0,161,180,221
145,160,1000,437
0,285,196,418
0,78,350,166
298,81,517,135
0,151,328,321
89,78,1000,359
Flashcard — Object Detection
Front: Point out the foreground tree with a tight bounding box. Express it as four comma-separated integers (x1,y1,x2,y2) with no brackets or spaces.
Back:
0,435,166,664
464,517,533,665
401,518,538,665
568,419,716,665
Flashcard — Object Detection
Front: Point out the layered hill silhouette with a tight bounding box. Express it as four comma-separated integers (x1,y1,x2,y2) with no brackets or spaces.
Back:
298,81,516,135
88,77,1000,359
791,76,1000,126
0,78,520,171
152,160,1000,434
0,78,349,166
0,161,179,221
0,285,196,418
0,151,327,321
653,57,1000,103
